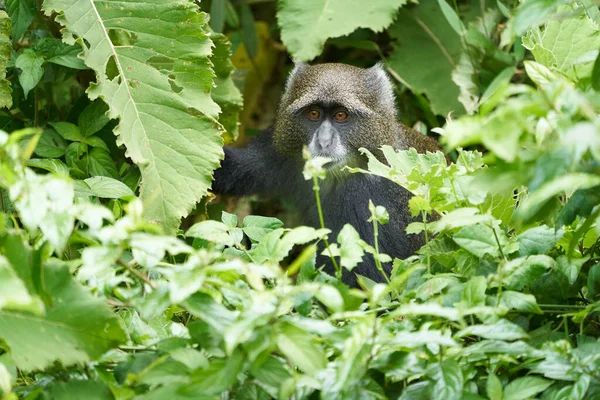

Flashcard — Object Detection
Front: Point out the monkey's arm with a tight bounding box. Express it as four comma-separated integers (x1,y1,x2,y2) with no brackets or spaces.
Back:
211,129,291,196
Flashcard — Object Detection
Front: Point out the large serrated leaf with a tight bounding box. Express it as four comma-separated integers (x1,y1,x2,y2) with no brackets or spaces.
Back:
43,0,225,234
523,10,600,81
278,0,409,61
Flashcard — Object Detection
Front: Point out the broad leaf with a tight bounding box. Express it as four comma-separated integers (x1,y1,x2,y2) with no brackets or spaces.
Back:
15,49,44,99
5,0,35,43
0,261,125,371
523,10,600,80
278,0,409,61
43,0,225,234
388,0,465,116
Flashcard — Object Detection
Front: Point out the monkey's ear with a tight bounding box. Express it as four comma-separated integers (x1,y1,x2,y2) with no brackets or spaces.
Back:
287,61,308,85
282,61,308,103
366,62,396,109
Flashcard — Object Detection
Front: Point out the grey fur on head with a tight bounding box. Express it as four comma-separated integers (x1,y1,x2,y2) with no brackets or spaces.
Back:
274,62,401,156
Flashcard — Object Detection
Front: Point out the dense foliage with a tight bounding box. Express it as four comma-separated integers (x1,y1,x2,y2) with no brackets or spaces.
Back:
0,0,599,399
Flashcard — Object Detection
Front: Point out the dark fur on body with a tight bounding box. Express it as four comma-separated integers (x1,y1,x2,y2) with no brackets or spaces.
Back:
212,63,443,286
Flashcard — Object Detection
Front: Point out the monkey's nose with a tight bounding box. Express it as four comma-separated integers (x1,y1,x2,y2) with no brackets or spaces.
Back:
317,127,334,149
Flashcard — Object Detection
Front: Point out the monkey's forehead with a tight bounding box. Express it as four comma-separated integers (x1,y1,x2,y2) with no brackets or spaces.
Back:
287,90,374,116
286,74,376,115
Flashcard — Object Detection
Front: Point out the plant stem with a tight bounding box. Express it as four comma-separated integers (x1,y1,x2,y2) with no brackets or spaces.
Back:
118,259,156,289
371,218,390,284
422,210,431,275
312,176,341,278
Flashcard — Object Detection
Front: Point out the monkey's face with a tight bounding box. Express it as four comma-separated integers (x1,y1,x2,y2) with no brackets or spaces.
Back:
274,63,399,167
301,104,354,165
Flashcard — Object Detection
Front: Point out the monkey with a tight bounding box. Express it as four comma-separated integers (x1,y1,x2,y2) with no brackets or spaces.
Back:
212,62,444,286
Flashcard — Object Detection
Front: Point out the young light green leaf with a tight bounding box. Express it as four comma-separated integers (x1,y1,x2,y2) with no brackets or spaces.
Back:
486,373,502,400
499,291,543,314
428,359,463,400
43,0,224,234
15,49,44,99
456,319,528,341
83,176,135,199
453,224,512,258
277,322,327,375
26,158,70,176
523,12,600,81
503,376,552,400
337,224,366,271
186,220,233,247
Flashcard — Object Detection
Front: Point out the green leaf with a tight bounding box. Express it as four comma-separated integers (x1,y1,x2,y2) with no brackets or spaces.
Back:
210,33,243,140
278,0,409,61
0,261,125,371
26,158,70,176
517,225,563,256
503,376,552,400
555,256,588,285
453,224,510,258
186,220,233,247
0,11,12,109
486,373,502,400
276,322,327,375
15,49,44,99
49,121,83,141
588,263,600,298
499,291,543,314
209,0,226,33
43,0,224,234
460,276,487,307
78,101,110,137
242,215,284,242
5,0,35,43
432,208,497,233
86,148,119,179
592,50,600,91
34,129,67,158
437,0,463,36
456,319,528,341
337,224,366,271
479,67,515,107
83,176,135,199
523,11,600,81
388,0,465,116
240,3,258,59
518,173,600,222
0,255,44,314
184,350,245,396
49,380,114,400
523,60,558,87
509,0,570,37
428,359,463,400
33,37,87,70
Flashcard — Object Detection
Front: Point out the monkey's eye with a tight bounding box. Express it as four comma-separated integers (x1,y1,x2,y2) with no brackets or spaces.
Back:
307,109,321,120
334,110,348,122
